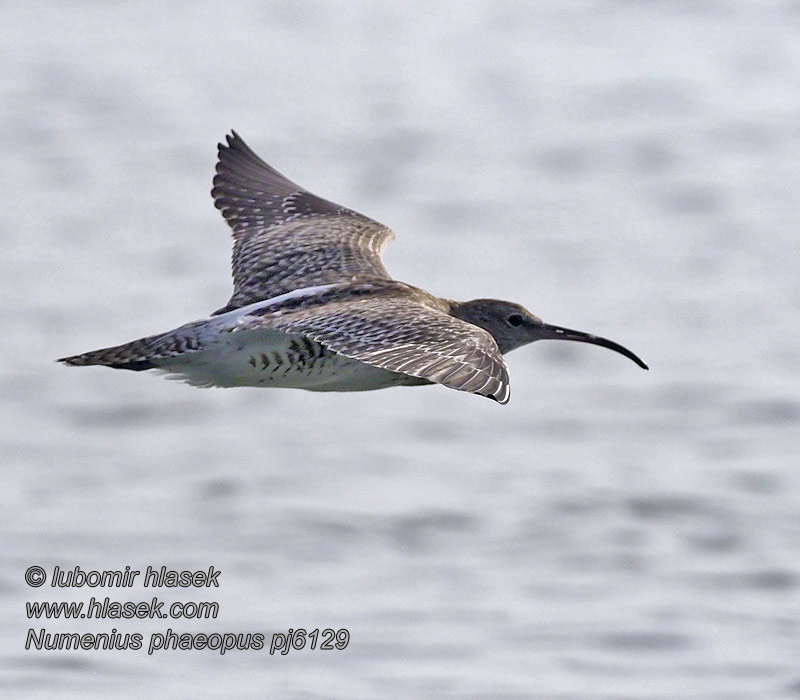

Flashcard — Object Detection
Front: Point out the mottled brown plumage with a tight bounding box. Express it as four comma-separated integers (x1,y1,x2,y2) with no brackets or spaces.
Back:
59,132,647,403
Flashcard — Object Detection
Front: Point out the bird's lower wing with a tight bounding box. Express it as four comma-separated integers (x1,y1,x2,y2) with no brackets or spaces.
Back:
238,297,511,403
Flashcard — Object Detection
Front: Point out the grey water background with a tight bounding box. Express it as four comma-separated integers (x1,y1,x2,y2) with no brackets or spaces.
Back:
2,1,799,698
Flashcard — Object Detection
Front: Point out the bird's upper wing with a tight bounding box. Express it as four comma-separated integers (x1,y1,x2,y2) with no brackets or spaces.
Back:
238,294,511,403
211,132,395,314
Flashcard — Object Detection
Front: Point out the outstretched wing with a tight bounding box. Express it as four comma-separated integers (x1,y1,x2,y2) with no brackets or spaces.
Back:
239,296,511,403
211,132,395,314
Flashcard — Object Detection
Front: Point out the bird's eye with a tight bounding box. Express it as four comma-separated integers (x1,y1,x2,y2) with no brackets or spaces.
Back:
507,314,524,327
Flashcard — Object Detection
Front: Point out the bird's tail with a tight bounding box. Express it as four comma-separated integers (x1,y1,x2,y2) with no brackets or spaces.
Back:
58,320,214,371
58,347,155,371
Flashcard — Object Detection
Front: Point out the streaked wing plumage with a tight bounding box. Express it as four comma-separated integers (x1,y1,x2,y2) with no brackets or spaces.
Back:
239,296,511,403
211,132,395,314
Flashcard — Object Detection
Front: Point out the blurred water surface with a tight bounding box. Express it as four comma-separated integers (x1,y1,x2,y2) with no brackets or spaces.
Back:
2,1,800,698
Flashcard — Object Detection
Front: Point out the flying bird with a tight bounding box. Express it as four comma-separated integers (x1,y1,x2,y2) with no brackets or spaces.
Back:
59,132,647,403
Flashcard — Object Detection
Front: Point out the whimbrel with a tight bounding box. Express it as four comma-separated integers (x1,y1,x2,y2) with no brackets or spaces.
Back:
59,132,647,403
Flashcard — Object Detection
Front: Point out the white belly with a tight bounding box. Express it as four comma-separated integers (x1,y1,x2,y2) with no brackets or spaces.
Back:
151,329,416,392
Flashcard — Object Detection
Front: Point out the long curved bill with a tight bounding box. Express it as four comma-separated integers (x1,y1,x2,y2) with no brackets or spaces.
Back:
538,323,649,370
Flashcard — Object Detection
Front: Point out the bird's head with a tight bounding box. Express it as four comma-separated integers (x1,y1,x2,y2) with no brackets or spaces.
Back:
449,298,648,368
